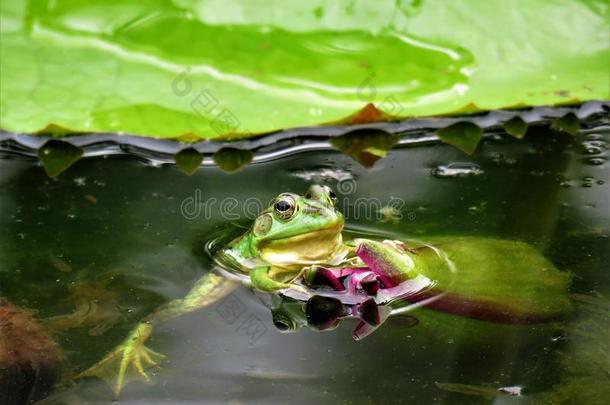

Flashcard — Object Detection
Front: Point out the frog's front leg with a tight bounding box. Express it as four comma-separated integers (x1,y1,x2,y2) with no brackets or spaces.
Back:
250,266,290,292
354,239,418,283
78,272,236,397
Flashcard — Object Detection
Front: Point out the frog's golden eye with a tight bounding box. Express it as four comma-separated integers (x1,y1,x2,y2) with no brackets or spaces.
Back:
272,312,296,332
253,213,272,236
274,195,296,220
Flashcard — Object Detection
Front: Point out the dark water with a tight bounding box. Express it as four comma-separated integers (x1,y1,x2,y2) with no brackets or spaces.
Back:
1,125,608,404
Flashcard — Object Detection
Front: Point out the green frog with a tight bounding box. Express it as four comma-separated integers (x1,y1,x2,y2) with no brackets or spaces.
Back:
219,184,349,291
219,184,434,292
78,185,571,397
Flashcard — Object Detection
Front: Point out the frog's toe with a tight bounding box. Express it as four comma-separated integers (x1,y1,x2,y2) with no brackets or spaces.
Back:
77,323,165,397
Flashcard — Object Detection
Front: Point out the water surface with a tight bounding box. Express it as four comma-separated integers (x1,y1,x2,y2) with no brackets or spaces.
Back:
0,125,608,403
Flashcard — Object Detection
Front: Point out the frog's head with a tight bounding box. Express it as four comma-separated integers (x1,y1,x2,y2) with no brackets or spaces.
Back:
248,185,344,267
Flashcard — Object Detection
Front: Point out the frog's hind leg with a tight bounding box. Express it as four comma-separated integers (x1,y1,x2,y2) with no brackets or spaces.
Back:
77,322,164,397
354,239,418,283
78,272,237,397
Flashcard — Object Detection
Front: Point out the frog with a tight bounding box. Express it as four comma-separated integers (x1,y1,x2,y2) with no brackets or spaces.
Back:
218,184,435,294
77,185,571,397
77,185,425,396
219,184,350,292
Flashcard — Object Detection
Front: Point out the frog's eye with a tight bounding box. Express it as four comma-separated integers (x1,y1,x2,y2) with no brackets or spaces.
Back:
253,214,272,236
272,312,296,332
274,195,296,220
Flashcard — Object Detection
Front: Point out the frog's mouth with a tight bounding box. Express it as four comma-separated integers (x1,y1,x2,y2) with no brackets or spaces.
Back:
258,223,344,267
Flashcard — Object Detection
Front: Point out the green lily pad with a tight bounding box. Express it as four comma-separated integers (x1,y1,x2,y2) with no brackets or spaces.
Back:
37,140,83,177
503,116,528,138
174,148,203,175
331,130,399,168
1,0,608,140
436,122,483,154
213,148,253,173
552,113,580,136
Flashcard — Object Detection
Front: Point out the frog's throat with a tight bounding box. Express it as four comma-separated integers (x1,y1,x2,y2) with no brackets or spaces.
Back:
258,226,345,267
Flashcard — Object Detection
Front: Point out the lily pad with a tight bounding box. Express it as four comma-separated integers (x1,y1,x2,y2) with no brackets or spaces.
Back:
503,116,528,139
174,148,203,175
552,113,580,136
37,140,83,177
331,130,399,168
436,122,483,154
213,148,253,173
1,0,608,140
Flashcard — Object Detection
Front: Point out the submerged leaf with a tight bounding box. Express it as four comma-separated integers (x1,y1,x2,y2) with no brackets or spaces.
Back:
537,294,610,403
174,148,203,175
213,148,253,173
410,237,571,321
436,122,483,154
37,140,83,177
552,113,580,136
503,116,528,138
331,130,399,168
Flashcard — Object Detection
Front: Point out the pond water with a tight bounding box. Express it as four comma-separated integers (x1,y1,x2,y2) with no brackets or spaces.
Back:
1,124,608,404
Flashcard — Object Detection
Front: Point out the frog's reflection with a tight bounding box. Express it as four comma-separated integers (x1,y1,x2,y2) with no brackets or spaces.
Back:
269,293,418,340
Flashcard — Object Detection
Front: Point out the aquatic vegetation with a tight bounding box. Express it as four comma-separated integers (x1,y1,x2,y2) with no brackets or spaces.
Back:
436,122,483,154
0,299,62,404
1,0,607,139
42,279,127,337
552,112,581,136
212,148,254,173
37,141,83,178
331,130,399,168
503,116,528,139
540,294,610,404
173,148,203,176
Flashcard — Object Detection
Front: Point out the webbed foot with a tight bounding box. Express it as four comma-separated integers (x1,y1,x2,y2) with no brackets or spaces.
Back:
77,322,165,397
